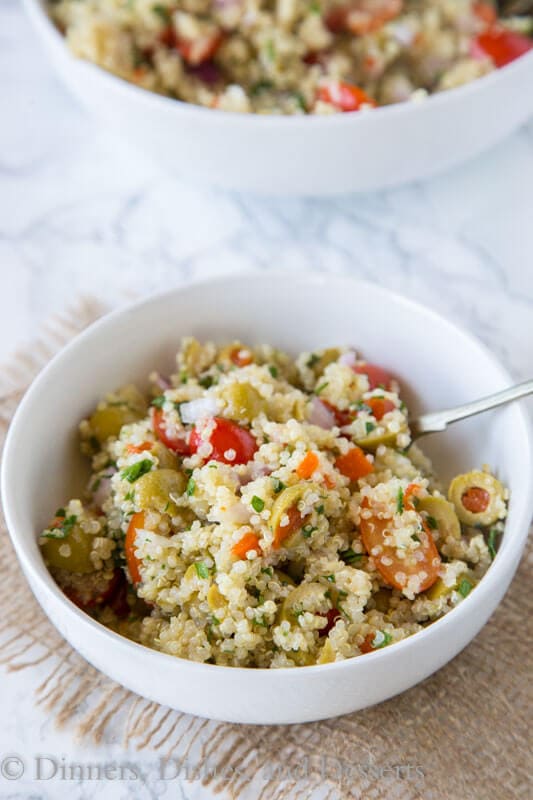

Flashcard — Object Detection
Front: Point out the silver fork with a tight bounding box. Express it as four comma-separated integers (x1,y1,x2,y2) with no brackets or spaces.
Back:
410,379,533,442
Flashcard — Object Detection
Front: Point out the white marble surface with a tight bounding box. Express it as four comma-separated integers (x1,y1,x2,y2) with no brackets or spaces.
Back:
1,0,533,797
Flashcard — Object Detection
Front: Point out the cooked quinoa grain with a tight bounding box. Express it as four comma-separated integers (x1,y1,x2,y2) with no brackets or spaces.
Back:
48,0,532,114
40,338,508,667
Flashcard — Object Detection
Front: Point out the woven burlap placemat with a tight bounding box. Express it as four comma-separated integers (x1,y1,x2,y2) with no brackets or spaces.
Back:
0,298,531,800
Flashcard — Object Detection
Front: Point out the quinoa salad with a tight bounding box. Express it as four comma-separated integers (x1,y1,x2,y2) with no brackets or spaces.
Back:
47,0,533,114
40,339,508,668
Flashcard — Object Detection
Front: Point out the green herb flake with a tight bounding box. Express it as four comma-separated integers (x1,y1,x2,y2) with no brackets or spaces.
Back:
124,490,135,502
251,495,265,513
309,0,321,12
396,487,404,515
268,365,278,379
316,504,325,515
325,574,336,583
250,79,274,97
315,382,329,396
42,514,77,540
425,515,438,530
152,3,171,23
180,370,188,384
186,477,196,496
487,529,498,561
121,459,153,484
151,395,166,409
458,578,473,598
194,561,210,579
293,92,306,112
199,375,214,389
372,630,393,649
411,533,421,543
306,354,320,368
302,524,317,539
365,421,376,434
55,507,66,518
261,567,274,577
272,477,285,494
339,548,363,565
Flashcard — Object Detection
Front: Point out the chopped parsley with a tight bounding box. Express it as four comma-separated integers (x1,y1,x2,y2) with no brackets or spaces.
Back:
261,567,273,577
365,421,376,434
41,514,77,540
180,370,188,384
396,487,404,515
425,515,438,530
124,490,135,502
251,495,265,513
316,504,325,514
272,477,285,494
306,354,320,368
265,39,276,61
194,561,209,579
325,574,336,583
315,382,329,396
293,92,306,112
152,4,171,23
250,79,273,96
372,631,393,649
339,548,363,565
302,524,317,539
488,529,498,561
458,578,473,598
121,459,153,483
186,477,196,496
151,395,166,409
411,533,421,543
309,0,321,12
268,365,278,379
198,375,214,389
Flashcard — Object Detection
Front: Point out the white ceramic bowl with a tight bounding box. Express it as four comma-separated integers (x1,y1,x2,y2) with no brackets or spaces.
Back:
2,273,532,724
24,0,533,195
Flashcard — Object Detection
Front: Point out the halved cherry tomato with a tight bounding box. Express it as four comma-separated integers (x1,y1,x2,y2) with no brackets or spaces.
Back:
353,362,395,391
273,505,304,549
461,487,490,514
474,27,533,67
125,511,145,586
317,81,377,112
232,532,262,559
318,608,341,637
152,407,190,455
335,447,374,481
189,417,258,465
64,568,122,610
359,498,440,593
325,0,403,35
366,397,396,422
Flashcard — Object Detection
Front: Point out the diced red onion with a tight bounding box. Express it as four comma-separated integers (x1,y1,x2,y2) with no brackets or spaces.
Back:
338,351,357,368
309,397,336,429
154,374,171,391
187,61,222,85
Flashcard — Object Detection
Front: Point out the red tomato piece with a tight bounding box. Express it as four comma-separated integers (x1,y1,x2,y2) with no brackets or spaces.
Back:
322,400,355,427
472,2,497,27
366,396,396,421
317,81,377,112
189,417,258,465
64,568,122,610
152,407,190,455
353,362,395,391
318,608,342,637
474,27,533,67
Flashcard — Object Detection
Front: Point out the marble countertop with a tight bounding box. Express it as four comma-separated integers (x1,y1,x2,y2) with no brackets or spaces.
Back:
1,1,533,797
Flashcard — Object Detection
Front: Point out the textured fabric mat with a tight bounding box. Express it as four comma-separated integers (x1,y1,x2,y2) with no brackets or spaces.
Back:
0,298,531,800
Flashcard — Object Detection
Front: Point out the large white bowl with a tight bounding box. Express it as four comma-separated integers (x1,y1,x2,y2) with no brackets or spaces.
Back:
2,273,532,724
24,0,533,195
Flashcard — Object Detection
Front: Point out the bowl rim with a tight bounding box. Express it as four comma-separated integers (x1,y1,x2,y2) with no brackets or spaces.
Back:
24,0,533,129
2,271,532,680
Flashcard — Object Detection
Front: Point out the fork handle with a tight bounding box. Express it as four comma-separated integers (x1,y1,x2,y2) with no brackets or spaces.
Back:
411,379,533,439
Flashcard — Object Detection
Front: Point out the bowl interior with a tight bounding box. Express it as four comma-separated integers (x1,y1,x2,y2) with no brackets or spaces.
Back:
4,274,531,595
